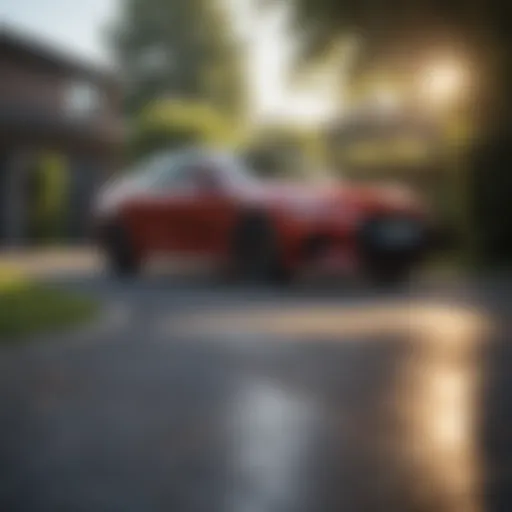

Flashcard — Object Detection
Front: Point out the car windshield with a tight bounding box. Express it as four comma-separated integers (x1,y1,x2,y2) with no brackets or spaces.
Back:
123,153,178,188
111,150,200,192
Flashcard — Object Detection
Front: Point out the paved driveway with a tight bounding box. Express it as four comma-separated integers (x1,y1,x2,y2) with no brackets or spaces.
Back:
0,249,511,512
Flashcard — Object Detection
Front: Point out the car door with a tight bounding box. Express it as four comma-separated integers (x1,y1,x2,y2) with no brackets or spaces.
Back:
177,163,238,257
121,153,195,255
124,154,237,258
146,157,206,255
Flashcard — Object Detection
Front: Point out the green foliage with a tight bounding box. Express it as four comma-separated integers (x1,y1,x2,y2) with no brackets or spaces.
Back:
128,99,242,159
469,129,512,263
35,152,68,242
282,0,512,262
0,277,99,339
282,0,507,73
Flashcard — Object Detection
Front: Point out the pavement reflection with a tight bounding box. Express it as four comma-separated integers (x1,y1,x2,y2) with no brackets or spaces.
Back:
174,302,488,511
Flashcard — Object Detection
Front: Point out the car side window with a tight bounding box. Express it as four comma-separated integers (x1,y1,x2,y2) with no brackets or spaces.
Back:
157,160,224,193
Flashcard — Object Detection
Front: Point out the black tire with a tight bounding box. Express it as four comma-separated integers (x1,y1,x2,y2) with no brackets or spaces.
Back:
232,213,290,285
102,223,140,277
359,217,423,287
365,260,412,287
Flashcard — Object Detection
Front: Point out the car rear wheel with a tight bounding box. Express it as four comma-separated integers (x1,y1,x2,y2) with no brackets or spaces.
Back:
102,223,141,277
232,213,290,285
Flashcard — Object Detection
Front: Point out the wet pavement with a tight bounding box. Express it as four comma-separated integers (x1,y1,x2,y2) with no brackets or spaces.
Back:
0,260,511,512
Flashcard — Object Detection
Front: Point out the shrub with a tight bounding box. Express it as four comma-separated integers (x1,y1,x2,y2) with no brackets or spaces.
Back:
128,99,242,160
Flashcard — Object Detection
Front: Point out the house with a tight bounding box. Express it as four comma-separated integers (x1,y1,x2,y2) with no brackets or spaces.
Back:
0,27,122,246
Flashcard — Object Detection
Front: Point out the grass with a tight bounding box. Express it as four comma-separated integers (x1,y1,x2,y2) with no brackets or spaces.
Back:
0,266,99,340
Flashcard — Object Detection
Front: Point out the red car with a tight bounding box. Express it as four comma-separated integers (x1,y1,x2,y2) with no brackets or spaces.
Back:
93,148,433,284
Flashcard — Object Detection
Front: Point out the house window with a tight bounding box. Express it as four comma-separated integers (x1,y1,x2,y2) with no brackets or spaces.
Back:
65,80,101,118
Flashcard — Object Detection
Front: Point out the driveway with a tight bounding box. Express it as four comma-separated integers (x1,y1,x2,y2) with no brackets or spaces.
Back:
0,249,511,511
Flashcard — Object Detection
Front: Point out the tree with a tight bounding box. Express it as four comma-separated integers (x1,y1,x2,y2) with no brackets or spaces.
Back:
111,0,245,118
280,0,512,262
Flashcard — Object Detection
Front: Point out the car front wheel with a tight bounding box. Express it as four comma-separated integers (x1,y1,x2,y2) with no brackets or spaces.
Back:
101,223,141,277
359,217,426,287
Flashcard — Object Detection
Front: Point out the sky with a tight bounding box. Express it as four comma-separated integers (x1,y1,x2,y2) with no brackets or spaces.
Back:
237,2,341,125
0,0,340,125
0,0,118,64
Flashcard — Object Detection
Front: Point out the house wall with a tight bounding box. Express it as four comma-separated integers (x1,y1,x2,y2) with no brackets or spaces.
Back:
0,47,121,144
0,151,32,245
0,149,109,245
0,39,121,246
